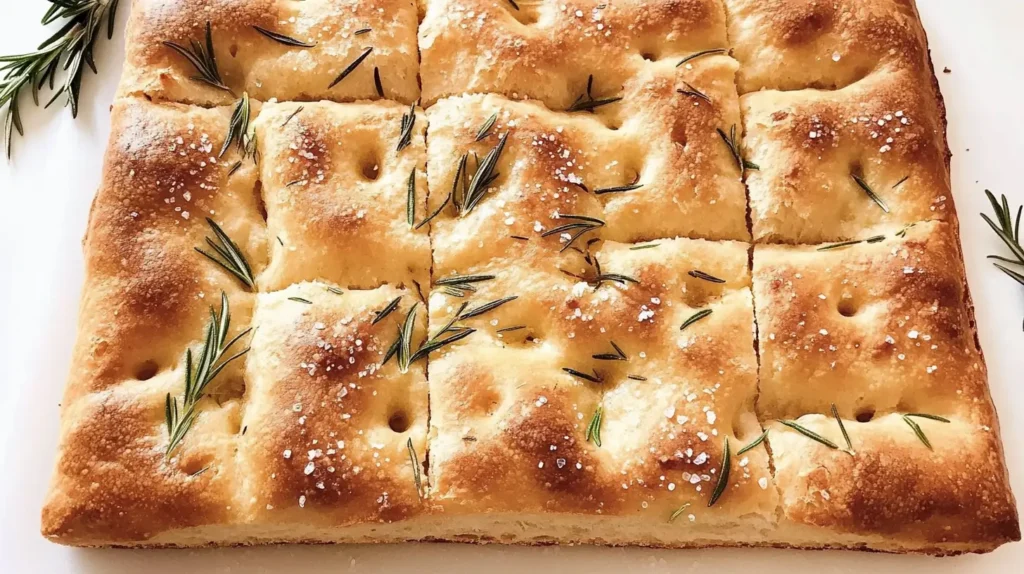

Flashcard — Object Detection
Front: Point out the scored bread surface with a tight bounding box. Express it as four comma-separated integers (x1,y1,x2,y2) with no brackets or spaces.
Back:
41,0,1019,555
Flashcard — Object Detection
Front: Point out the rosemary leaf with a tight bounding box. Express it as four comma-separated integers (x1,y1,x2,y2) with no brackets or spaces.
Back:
902,413,951,450
736,430,769,456
892,175,909,189
630,243,660,250
407,437,423,500
406,169,416,226
593,181,643,195
567,74,622,112
592,340,627,361
586,406,603,447
460,296,517,320
281,105,304,127
562,367,603,384
397,303,419,373
668,503,691,523
717,125,758,176
831,403,854,454
779,420,839,450
627,374,647,381
373,67,384,98
708,437,731,507
355,28,372,36
852,174,891,213
676,48,726,68
220,92,252,158
680,308,712,331
328,47,373,89
476,113,498,141
397,102,416,152
688,270,725,284
288,297,312,304
372,296,402,325
676,82,711,104
252,26,316,48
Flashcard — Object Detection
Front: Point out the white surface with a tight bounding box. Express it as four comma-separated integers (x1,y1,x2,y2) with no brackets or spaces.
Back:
1,1,1023,572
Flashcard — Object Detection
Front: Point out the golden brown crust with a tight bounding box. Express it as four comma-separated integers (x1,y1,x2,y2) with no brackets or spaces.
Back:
119,0,420,105
419,0,728,108
42,0,1018,555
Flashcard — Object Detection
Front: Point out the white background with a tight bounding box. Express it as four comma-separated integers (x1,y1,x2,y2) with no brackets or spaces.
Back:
2,1,1023,572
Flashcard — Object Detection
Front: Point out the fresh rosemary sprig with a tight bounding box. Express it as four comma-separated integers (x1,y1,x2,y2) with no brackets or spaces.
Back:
717,125,759,176
165,293,251,456
778,420,839,450
736,429,768,456
708,437,731,507
397,102,416,152
220,92,252,158
163,22,230,92
252,26,316,48
676,82,710,104
407,437,423,501
476,113,497,141
592,341,627,361
902,413,950,450
328,47,372,89
195,218,255,290
541,214,605,252
831,403,854,455
567,74,622,112
460,132,509,214
585,405,603,447
676,48,726,68
688,270,725,284
680,308,712,331
406,169,416,226
562,367,603,383
1,0,122,158
981,190,1024,289
851,173,890,213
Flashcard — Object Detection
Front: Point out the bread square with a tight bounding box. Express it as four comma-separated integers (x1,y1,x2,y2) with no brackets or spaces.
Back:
41,0,1018,555
119,0,420,106
252,101,430,291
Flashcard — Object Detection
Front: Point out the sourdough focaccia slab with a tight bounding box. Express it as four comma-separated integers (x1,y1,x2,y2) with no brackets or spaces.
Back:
42,0,1018,555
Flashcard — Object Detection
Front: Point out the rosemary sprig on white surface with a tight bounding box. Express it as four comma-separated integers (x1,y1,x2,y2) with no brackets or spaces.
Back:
195,218,255,290
1,0,122,159
163,22,230,92
165,293,251,456
981,190,1024,292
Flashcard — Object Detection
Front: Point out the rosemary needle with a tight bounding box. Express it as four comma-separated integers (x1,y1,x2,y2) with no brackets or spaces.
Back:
397,102,416,152
831,403,854,454
852,173,890,213
736,430,769,456
372,296,402,325
778,420,839,450
406,169,416,226
567,74,622,112
407,438,423,500
717,125,759,175
902,413,950,450
288,297,313,304
252,26,316,48
669,503,691,523
708,437,731,507
373,67,384,98
680,309,712,331
476,113,497,141
220,92,252,158
676,48,727,68
328,47,372,89
688,270,725,284
585,406,603,447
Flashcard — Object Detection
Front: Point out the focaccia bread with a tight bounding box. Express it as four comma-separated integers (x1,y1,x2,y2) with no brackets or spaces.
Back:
41,0,1018,555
